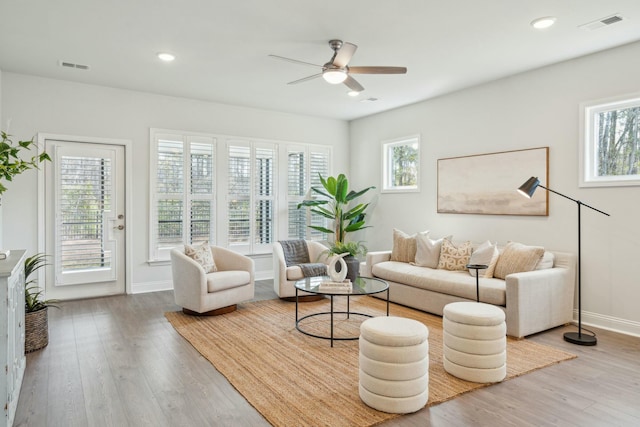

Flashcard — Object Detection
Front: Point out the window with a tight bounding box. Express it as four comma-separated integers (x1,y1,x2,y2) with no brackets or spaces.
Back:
227,141,276,254
149,129,331,261
286,146,331,240
581,94,640,187
382,135,420,193
150,131,215,261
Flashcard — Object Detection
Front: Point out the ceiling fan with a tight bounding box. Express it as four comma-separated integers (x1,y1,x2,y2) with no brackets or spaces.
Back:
269,39,407,93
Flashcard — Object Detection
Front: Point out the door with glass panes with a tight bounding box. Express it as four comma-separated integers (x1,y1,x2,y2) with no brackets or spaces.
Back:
44,139,126,300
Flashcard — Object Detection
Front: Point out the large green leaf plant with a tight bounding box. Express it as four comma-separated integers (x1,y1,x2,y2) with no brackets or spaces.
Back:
25,253,58,313
297,173,375,257
0,131,51,195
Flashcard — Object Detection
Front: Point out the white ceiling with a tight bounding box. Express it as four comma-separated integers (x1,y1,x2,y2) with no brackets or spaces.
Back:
1,0,640,121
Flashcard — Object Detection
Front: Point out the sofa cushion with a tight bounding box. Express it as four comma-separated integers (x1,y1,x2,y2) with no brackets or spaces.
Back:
467,241,499,278
535,251,555,270
437,239,472,271
185,241,217,273
493,242,544,280
206,270,250,292
413,233,451,268
391,229,422,263
372,261,506,305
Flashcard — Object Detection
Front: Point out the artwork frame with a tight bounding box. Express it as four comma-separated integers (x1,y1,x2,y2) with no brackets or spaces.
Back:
437,147,549,216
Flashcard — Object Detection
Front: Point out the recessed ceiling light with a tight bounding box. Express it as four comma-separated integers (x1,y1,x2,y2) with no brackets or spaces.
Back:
531,16,556,30
157,52,176,62
347,90,360,97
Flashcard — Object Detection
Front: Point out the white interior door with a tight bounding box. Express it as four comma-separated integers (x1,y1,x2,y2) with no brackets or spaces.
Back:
44,139,126,300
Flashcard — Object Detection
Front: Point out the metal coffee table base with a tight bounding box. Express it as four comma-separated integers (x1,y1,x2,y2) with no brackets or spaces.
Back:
295,290,390,347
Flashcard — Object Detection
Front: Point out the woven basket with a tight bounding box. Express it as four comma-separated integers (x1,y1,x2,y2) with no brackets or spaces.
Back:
25,307,49,353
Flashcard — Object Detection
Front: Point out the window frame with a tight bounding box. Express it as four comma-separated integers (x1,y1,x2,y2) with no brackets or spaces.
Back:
580,93,640,187
225,139,277,255
149,128,331,262
381,135,421,193
149,129,216,262
284,144,332,241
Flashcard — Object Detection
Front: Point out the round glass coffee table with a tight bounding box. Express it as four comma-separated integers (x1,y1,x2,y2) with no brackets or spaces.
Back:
295,276,389,347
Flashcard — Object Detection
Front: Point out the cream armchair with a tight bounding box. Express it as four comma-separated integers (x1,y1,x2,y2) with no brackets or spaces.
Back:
171,245,255,315
273,240,329,300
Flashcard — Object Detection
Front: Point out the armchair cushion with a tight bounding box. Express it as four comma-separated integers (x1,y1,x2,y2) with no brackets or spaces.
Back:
207,271,252,292
185,241,218,273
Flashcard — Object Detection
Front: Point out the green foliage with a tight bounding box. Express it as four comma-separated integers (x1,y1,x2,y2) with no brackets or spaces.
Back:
25,253,58,313
0,131,51,195
391,144,418,186
597,107,640,176
326,241,368,257
297,173,375,256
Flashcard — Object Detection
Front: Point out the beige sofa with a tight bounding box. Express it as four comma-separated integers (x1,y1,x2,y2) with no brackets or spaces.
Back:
361,245,577,338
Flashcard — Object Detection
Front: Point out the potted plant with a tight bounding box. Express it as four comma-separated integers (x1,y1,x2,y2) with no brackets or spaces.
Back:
24,253,57,353
0,131,51,195
297,173,375,281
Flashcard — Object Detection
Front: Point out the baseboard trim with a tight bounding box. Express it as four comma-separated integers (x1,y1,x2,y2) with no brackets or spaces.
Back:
131,280,173,294
575,310,640,338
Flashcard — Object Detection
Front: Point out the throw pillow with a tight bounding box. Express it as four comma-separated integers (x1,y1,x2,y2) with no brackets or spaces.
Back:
413,232,451,268
493,242,544,280
184,241,218,273
467,240,500,278
390,229,421,263
535,251,555,270
437,239,472,271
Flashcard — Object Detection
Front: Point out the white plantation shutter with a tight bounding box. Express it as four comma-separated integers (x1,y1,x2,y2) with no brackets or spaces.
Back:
287,148,307,239
286,146,331,240
309,149,330,240
255,146,275,251
58,156,113,276
228,144,251,247
227,141,276,253
149,129,330,260
150,132,215,260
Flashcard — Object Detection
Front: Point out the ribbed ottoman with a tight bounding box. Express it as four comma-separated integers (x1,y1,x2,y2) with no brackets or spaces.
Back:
442,302,506,383
359,316,429,414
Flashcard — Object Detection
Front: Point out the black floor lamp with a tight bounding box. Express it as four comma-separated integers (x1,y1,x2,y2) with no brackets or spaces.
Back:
517,177,610,346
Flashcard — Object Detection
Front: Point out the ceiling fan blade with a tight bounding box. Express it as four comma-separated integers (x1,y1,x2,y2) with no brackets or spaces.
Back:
268,54,321,69
333,42,357,67
349,66,407,74
287,73,322,85
343,75,364,92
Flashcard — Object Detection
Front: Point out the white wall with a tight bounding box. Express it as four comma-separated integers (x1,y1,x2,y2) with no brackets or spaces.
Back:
350,41,640,337
0,73,349,293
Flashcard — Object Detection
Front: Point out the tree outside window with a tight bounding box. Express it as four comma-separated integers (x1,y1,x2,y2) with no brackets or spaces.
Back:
581,95,640,187
382,135,420,193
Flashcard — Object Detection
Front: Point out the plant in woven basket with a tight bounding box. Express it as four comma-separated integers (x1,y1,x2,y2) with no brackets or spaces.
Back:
25,253,58,312
24,253,58,353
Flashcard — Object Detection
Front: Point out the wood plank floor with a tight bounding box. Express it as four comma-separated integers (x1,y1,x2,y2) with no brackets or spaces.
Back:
15,280,640,426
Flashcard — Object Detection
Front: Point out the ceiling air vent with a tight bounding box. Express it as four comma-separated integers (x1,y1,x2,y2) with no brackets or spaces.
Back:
579,14,624,31
59,60,90,70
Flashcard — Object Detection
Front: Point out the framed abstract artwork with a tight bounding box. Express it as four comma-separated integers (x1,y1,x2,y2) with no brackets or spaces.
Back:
437,147,549,216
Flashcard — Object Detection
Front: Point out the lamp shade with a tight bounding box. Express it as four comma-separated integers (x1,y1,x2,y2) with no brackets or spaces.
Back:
323,69,347,84
518,176,540,198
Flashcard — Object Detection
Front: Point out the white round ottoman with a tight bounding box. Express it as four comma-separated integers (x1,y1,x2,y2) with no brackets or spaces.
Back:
359,316,429,414
442,302,506,383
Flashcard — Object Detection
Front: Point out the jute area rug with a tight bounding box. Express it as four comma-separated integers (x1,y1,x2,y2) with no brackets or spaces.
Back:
165,297,576,427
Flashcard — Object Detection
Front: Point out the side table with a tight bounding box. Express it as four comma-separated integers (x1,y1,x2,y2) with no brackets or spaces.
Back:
466,264,488,302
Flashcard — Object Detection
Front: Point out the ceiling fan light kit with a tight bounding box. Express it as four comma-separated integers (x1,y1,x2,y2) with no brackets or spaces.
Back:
270,39,407,93
323,68,348,84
